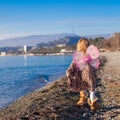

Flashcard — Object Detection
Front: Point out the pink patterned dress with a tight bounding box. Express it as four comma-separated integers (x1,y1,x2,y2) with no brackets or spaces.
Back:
66,61,97,92
66,45,100,92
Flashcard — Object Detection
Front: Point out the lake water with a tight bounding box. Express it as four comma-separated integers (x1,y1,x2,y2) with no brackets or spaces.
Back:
0,55,72,109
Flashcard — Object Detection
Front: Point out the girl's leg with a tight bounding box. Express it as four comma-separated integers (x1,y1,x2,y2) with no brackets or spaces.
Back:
88,90,100,110
89,91,97,103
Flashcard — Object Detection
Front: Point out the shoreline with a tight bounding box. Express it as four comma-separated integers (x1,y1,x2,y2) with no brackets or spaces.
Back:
0,77,68,118
1,51,119,57
0,74,65,110
0,53,73,57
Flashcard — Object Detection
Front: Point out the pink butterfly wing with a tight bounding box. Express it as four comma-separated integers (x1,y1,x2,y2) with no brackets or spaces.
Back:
87,45,99,59
73,51,87,70
89,58,100,69
87,45,100,69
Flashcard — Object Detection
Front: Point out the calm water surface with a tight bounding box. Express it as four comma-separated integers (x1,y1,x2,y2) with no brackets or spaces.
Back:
0,55,72,109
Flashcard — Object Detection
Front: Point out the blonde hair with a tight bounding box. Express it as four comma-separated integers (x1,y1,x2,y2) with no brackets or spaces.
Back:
77,38,89,53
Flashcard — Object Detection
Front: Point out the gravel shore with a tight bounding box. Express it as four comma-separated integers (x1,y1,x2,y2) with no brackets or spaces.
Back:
0,51,120,120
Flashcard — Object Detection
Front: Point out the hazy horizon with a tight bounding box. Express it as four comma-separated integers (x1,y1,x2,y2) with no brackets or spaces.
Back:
0,32,112,41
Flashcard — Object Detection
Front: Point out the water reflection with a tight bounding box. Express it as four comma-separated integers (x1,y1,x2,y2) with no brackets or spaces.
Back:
24,55,27,66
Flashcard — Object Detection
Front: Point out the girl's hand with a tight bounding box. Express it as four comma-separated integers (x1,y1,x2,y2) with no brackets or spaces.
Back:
67,79,71,86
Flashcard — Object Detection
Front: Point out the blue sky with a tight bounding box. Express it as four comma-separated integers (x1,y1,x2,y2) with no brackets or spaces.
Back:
0,0,120,39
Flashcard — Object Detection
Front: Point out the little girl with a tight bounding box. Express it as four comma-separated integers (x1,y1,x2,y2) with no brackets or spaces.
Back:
66,38,100,110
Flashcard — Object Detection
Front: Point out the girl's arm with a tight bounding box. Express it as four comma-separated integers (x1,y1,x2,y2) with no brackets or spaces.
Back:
66,61,76,85
66,60,76,77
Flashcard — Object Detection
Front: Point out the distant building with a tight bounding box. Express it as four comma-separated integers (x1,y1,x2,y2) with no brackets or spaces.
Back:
0,52,6,56
56,44,66,47
24,45,27,53
60,49,74,53
32,46,37,50
60,49,67,53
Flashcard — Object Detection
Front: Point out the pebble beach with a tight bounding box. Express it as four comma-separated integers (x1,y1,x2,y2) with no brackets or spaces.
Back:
0,51,120,120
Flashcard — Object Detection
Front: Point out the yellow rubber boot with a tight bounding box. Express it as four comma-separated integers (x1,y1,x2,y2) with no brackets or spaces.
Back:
87,98,100,110
77,91,87,106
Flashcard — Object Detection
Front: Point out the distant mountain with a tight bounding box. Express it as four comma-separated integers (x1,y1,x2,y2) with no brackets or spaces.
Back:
0,33,112,47
84,33,111,39
36,36,81,47
0,33,77,47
